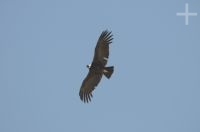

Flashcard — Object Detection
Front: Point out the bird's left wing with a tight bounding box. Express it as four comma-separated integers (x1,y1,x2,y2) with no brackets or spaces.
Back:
92,30,113,66
79,70,102,103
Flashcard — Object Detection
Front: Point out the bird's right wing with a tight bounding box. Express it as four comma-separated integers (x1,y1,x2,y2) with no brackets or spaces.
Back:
79,70,102,103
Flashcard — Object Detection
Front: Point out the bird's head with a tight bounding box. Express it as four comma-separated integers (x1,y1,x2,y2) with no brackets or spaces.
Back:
86,64,91,69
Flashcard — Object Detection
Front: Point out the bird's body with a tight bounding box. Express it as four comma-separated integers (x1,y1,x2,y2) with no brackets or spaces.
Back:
79,30,114,103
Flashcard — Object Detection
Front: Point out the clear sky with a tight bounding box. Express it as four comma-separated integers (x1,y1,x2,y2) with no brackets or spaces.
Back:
0,0,200,132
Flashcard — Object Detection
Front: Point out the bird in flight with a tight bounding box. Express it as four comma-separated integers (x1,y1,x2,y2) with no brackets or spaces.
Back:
79,30,114,103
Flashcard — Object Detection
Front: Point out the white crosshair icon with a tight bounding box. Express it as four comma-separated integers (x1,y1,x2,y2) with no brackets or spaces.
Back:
176,3,197,25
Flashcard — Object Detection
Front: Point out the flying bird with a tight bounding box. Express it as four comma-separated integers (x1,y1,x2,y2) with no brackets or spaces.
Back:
79,30,114,103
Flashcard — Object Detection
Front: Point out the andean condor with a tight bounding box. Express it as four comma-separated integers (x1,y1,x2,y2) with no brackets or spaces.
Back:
79,30,114,103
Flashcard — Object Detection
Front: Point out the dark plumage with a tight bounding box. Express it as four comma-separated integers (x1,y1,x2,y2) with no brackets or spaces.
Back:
79,30,114,103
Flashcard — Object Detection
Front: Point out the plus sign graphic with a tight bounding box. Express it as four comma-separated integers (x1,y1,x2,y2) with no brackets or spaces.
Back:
176,3,198,25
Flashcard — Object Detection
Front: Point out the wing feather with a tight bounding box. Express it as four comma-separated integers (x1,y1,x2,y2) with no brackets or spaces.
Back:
79,70,102,103
92,30,113,66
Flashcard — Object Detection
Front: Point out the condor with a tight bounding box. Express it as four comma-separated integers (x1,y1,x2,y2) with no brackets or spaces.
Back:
79,30,114,103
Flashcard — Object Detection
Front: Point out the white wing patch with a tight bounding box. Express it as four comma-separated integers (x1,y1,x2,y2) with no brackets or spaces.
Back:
103,69,108,73
103,57,108,61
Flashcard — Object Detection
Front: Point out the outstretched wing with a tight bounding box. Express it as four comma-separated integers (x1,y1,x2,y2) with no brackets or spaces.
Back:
79,70,103,103
92,30,113,66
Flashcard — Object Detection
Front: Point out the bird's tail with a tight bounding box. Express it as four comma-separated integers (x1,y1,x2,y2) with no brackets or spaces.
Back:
103,66,114,79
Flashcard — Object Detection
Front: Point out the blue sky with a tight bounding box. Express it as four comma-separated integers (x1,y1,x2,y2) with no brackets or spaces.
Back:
0,0,200,132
